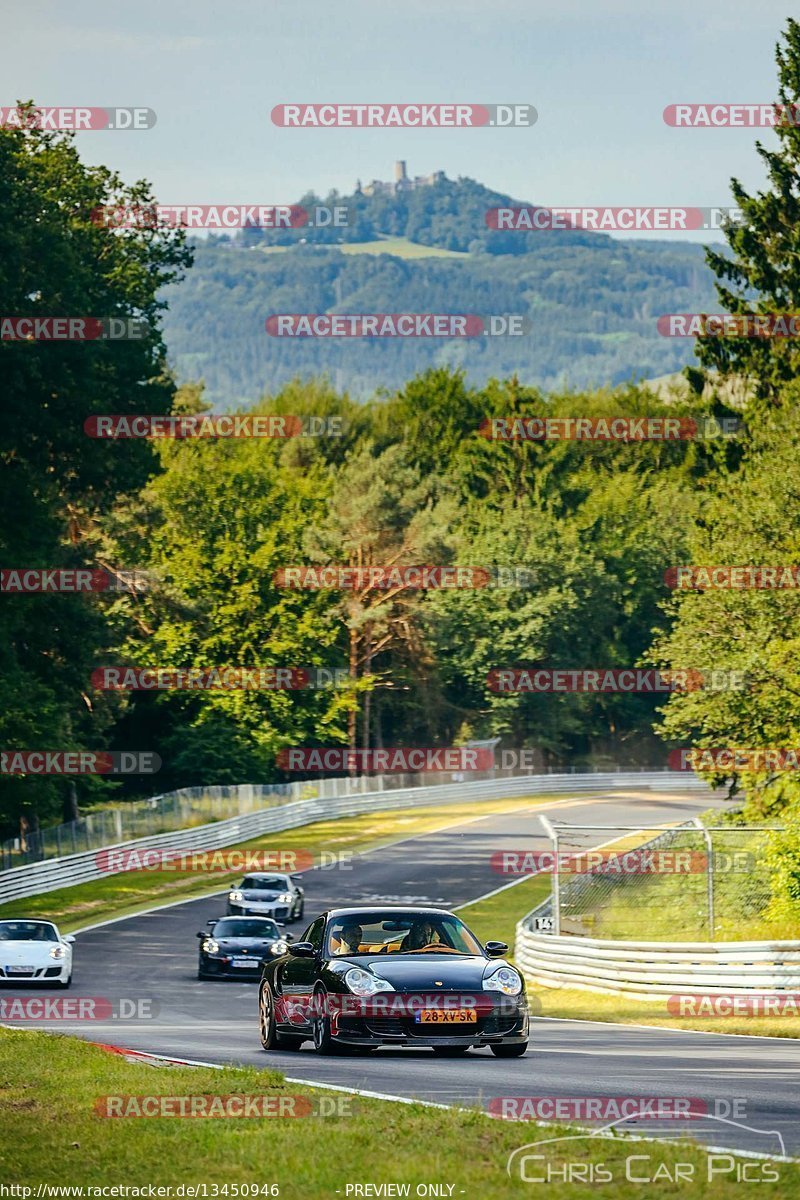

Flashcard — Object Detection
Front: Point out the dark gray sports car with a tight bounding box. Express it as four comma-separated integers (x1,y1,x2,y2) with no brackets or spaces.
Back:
197,917,292,979
258,906,529,1056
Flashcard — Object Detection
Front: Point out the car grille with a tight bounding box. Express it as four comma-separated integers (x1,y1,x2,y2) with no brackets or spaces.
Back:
363,1017,406,1037
362,1011,521,1039
481,1011,519,1035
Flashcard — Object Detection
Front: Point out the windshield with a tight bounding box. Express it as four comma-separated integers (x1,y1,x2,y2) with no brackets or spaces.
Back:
0,921,58,942
240,877,286,891
212,919,280,939
325,912,482,957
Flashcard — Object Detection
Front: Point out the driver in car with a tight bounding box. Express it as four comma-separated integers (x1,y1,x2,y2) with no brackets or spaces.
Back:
401,919,440,951
332,921,363,955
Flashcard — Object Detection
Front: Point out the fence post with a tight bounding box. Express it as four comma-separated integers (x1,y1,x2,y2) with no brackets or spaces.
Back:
692,818,715,940
539,814,560,935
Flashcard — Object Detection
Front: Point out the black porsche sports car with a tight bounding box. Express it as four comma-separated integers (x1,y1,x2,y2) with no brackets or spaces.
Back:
197,916,292,979
258,906,529,1056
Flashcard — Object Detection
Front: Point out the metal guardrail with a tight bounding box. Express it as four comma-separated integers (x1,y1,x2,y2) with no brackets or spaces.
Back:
0,770,707,904
514,925,800,998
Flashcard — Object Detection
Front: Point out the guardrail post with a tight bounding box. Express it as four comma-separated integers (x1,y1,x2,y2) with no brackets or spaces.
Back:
539,814,560,935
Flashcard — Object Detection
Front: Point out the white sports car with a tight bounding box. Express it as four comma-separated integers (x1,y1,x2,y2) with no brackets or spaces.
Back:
0,919,75,988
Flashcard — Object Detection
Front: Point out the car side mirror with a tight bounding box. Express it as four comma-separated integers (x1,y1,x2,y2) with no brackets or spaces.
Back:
288,941,315,958
64,935,76,945
196,932,206,939
485,940,508,958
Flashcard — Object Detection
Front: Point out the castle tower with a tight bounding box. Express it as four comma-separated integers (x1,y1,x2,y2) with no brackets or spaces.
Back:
394,160,408,182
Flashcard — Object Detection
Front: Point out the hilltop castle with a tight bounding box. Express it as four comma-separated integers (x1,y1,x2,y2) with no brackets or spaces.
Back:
356,161,446,198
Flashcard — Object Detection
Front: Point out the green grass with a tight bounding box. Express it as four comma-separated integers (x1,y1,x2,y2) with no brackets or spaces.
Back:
255,236,468,259
337,236,469,259
1,1028,792,1193
0,794,550,931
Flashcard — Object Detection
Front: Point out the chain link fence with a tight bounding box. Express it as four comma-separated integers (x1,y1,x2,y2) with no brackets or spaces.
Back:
530,818,783,941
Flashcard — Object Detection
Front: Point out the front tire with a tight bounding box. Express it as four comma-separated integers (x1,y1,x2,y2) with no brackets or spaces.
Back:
491,1042,528,1058
311,987,342,1055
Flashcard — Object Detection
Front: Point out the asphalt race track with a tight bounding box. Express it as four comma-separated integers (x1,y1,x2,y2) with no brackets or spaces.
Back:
4,788,800,1158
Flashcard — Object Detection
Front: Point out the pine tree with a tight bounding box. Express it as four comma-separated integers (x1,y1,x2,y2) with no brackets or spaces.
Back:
696,19,800,408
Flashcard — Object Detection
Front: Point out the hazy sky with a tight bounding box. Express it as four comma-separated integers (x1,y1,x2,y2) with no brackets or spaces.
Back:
5,1,796,242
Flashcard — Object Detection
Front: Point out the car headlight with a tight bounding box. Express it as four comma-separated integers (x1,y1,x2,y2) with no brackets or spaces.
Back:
344,968,395,997
49,945,67,960
270,940,289,956
278,892,293,903
202,939,220,954
483,966,522,996
229,891,244,903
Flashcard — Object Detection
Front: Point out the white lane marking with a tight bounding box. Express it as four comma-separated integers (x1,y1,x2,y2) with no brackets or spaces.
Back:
283,1076,455,1110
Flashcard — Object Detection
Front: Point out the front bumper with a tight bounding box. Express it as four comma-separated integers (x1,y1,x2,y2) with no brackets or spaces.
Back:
329,994,529,1047
0,962,70,983
199,955,264,978
227,902,291,920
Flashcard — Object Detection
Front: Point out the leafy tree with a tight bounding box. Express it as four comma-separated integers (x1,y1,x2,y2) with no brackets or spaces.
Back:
0,110,191,833
650,389,800,818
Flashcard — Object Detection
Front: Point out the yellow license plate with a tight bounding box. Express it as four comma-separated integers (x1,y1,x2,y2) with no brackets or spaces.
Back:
416,1009,477,1024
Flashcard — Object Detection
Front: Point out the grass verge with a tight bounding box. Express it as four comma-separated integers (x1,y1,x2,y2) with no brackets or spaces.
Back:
0,1028,792,1194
